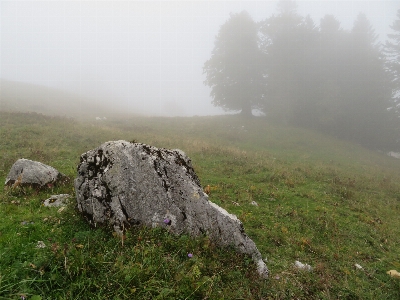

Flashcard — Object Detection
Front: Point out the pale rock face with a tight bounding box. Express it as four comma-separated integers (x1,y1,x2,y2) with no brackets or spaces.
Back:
74,140,268,278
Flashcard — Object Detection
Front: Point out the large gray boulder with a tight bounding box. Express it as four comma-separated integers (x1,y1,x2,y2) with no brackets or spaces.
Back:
5,158,65,188
74,141,268,277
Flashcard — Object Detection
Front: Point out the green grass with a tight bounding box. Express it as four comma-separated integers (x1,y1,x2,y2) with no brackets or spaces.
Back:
1,111,400,299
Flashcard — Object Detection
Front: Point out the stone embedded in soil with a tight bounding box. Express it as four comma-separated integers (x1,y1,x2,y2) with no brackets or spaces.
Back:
5,158,65,189
43,194,71,207
74,140,268,278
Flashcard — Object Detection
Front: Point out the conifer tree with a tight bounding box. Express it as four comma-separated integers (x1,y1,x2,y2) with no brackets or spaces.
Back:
386,9,400,113
203,11,265,117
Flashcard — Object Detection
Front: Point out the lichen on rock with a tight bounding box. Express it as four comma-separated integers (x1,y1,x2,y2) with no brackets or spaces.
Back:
74,140,268,278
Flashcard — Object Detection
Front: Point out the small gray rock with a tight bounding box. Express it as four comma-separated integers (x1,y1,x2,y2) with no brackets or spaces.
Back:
36,241,46,249
5,159,65,188
43,194,70,207
294,260,313,271
75,141,268,278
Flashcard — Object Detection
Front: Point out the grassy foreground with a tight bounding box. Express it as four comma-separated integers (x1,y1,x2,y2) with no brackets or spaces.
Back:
1,111,400,299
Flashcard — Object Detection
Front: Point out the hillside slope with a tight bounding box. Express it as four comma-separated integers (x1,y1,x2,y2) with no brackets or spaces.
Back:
1,111,400,299
0,79,125,119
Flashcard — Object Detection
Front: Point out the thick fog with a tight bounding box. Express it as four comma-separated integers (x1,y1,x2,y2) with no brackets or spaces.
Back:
1,0,398,116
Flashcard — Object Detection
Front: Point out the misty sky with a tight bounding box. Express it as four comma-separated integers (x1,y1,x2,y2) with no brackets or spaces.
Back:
1,0,399,116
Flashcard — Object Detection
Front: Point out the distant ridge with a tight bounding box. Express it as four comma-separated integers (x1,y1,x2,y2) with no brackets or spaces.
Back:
0,79,126,119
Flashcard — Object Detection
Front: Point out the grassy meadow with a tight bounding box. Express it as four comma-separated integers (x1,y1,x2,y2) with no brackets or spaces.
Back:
1,111,400,299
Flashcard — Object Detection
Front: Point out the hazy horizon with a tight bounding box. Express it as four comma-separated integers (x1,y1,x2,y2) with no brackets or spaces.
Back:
1,0,399,117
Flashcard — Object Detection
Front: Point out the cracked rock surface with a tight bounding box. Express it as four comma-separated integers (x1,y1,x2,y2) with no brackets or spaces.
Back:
74,140,268,277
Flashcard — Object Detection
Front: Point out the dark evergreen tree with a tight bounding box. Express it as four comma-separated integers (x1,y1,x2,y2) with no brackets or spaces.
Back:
259,6,392,147
340,13,392,147
386,9,400,114
203,11,265,117
315,15,347,130
204,2,396,148
259,0,319,125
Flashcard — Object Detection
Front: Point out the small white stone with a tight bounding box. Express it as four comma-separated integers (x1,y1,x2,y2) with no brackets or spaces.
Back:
354,263,363,270
36,241,46,248
294,260,312,271
43,194,70,207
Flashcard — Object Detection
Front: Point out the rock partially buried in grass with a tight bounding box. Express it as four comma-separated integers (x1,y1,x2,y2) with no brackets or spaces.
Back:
294,260,313,271
5,158,66,189
74,140,268,278
387,269,400,278
43,194,70,207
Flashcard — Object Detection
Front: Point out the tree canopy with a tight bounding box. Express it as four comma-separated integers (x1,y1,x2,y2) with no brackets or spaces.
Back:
259,4,319,125
203,11,265,117
204,1,398,149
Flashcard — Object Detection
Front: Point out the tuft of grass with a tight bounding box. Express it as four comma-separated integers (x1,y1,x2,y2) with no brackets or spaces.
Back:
1,111,400,299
